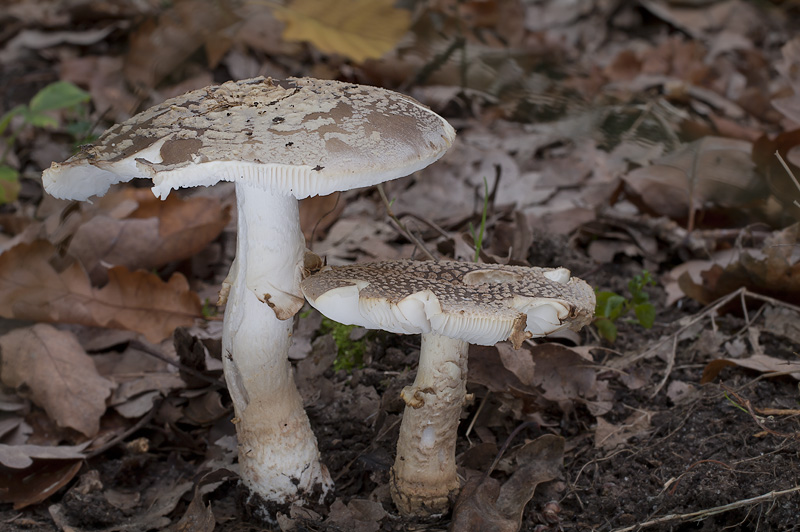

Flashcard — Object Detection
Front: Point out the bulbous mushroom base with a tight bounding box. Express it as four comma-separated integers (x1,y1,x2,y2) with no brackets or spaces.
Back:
390,333,469,516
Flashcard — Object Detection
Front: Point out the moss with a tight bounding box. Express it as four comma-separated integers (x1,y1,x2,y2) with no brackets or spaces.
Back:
318,317,366,372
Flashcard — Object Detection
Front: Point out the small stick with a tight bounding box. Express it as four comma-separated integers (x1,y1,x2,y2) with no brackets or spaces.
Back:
775,150,800,209
129,339,226,390
609,485,800,531
376,183,437,261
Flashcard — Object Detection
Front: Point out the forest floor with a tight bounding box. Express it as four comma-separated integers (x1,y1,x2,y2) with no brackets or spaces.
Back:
1,1,800,531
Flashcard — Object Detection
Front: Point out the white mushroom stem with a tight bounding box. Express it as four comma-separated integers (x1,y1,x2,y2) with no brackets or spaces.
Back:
390,333,469,515
221,181,332,505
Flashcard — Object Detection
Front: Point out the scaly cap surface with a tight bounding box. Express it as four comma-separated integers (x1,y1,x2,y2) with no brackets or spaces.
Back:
301,260,595,348
43,77,456,200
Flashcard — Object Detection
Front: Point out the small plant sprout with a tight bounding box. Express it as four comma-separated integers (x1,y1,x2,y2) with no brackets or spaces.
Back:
594,270,657,342
1,81,91,203
468,176,490,262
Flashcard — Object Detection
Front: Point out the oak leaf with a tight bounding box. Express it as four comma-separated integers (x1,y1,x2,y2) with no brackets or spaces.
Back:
0,241,202,342
68,189,230,284
0,325,113,437
274,0,411,63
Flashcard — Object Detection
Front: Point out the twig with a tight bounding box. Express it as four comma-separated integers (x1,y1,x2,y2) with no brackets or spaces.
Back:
650,333,676,398
464,391,490,440
85,399,161,458
721,385,800,440
485,421,538,478
129,339,226,390
376,183,437,261
609,485,800,531
610,287,800,370
775,150,800,209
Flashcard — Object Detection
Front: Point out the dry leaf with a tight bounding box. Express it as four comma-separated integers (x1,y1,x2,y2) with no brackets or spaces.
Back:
701,353,800,383
594,411,652,451
0,441,90,469
0,459,82,509
299,192,345,242
0,325,114,437
124,0,237,88
69,191,230,284
274,0,411,63
174,488,215,532
325,498,387,532
622,137,767,227
0,241,202,342
677,224,800,306
450,435,564,532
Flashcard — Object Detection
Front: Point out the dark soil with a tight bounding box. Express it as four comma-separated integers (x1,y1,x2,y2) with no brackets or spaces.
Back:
5,243,799,532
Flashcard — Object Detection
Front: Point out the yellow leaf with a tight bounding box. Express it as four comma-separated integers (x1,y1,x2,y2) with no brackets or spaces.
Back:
273,0,411,63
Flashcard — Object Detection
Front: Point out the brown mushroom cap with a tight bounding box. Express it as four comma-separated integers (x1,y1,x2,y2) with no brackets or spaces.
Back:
301,260,595,348
43,77,456,201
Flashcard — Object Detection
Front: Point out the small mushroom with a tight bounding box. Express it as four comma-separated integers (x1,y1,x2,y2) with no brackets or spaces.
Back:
300,259,595,515
42,77,455,509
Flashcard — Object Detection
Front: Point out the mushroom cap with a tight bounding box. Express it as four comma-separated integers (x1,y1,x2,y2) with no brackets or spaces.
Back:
43,77,456,201
301,260,596,348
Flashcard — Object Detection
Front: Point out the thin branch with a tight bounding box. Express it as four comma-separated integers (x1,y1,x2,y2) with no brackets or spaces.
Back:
129,339,226,390
376,183,437,261
610,287,800,370
775,150,800,209
609,485,800,531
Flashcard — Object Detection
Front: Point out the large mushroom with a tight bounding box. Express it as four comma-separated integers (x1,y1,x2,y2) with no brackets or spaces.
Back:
300,259,595,515
42,77,455,508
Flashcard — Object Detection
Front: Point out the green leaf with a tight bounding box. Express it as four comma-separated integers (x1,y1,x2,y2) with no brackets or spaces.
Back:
0,165,20,204
595,291,626,321
22,109,59,129
634,303,656,329
29,81,90,113
0,166,19,182
594,317,617,343
0,105,26,136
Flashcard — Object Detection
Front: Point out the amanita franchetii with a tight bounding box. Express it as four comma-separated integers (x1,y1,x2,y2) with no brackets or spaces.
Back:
300,259,595,515
42,77,455,509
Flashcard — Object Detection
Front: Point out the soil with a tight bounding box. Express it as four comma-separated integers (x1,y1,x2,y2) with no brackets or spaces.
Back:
4,234,799,532
2,2,800,530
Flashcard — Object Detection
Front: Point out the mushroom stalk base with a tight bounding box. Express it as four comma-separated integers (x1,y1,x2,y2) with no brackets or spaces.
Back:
391,333,468,515
221,182,331,507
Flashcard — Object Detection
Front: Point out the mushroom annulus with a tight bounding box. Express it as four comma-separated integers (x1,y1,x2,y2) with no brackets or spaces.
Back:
42,77,455,512
300,259,595,515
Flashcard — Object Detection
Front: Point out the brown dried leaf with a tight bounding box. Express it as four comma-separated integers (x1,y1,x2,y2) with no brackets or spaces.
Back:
325,498,387,532
495,342,536,387
299,192,345,242
124,0,237,89
0,325,114,437
594,411,652,451
701,354,800,384
175,488,215,532
0,459,82,509
68,190,230,284
450,435,564,532
677,224,800,306
0,241,202,342
468,345,534,395
622,137,767,226
0,441,90,469
752,129,800,215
